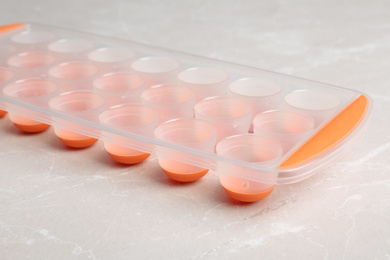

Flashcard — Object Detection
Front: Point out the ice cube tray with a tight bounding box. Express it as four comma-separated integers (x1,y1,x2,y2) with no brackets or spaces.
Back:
0,23,372,202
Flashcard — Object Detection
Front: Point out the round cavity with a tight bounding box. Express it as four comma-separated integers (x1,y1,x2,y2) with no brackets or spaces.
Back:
93,73,144,92
154,118,216,145
48,38,92,53
178,67,227,85
253,110,315,135
141,84,195,104
0,67,13,83
3,79,57,99
49,62,97,79
88,47,134,63
194,96,251,119
216,134,282,164
11,31,53,44
229,78,282,97
285,89,341,111
131,56,179,74
7,52,55,68
217,134,281,202
99,104,157,129
49,91,105,113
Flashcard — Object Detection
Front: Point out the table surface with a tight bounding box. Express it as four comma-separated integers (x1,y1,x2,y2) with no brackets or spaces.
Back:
1,1,389,259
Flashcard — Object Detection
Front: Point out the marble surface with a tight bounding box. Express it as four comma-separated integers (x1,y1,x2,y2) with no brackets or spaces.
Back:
1,0,389,259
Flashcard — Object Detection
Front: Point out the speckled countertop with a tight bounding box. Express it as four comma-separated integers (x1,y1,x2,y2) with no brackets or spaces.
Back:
1,1,389,259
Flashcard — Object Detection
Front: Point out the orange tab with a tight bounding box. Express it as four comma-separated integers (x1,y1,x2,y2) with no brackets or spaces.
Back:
280,95,369,168
0,23,25,33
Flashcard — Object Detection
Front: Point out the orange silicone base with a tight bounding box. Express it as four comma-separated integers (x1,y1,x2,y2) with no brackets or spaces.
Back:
57,136,98,148
107,151,150,165
161,168,209,182
222,186,274,203
0,23,25,33
13,122,50,133
0,110,6,117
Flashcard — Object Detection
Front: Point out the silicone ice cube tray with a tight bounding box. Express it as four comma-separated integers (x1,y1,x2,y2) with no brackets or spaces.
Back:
0,23,372,202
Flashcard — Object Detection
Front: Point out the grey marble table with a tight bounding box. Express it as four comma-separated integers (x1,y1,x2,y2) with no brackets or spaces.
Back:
0,1,389,259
